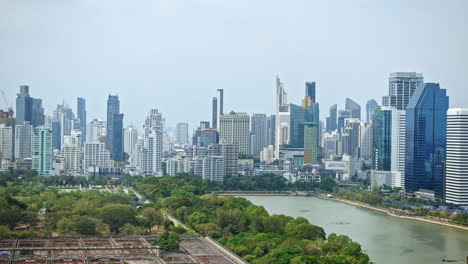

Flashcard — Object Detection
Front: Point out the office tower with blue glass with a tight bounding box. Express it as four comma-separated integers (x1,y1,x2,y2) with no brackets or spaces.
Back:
405,83,448,199
366,99,379,123
372,108,392,170
16,85,44,127
346,98,361,120
106,95,124,161
326,104,337,132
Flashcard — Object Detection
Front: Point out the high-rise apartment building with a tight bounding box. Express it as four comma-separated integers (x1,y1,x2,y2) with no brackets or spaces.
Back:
15,122,33,161
62,130,81,174
124,125,138,155
32,126,54,176
208,143,238,176
176,123,189,145
77,98,87,144
405,83,448,199
87,119,106,143
219,112,250,155
383,72,423,110
83,141,113,170
202,156,225,182
391,109,406,188
0,124,14,163
445,108,468,205
139,109,164,176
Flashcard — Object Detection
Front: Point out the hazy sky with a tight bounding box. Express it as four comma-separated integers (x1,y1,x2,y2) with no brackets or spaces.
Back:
1,0,467,131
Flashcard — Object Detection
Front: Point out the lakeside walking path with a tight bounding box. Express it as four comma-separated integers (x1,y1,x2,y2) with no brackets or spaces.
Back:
327,197,468,231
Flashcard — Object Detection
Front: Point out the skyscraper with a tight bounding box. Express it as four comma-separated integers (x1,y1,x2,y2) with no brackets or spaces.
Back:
266,115,276,147
124,125,138,155
405,83,448,199
14,122,33,161
305,82,316,103
83,141,113,170
345,98,361,120
16,85,44,127
219,112,250,155
372,108,392,171
52,103,75,150
32,125,54,176
304,122,320,164
0,124,14,163
326,104,337,132
337,110,351,133
77,97,87,144
176,123,189,145
391,109,406,188
212,97,218,129
216,89,224,128
140,109,164,176
87,119,106,143
62,130,81,174
251,113,267,156
208,143,238,176
383,72,424,110
112,113,124,161
445,108,468,205
106,94,120,149
106,95,124,161
275,76,289,156
366,99,378,123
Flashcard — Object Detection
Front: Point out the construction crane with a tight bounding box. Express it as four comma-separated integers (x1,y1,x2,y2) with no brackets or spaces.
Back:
0,90,13,111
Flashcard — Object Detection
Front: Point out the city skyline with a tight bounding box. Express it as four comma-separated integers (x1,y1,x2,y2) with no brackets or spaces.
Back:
1,0,467,129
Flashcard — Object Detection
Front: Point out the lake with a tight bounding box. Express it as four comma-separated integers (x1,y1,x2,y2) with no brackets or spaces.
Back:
241,196,468,264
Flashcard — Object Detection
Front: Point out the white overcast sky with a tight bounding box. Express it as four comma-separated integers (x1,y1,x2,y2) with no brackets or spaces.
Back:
1,0,467,131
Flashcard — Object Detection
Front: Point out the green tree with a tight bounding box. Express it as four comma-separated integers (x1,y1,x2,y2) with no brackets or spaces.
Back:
0,208,22,230
154,232,180,251
140,207,164,231
98,204,137,233
72,216,99,235
319,178,336,192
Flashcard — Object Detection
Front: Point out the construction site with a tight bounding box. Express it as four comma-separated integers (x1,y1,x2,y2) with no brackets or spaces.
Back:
0,235,246,264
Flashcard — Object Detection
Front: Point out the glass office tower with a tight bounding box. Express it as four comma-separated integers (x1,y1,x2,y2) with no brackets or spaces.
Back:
405,83,449,199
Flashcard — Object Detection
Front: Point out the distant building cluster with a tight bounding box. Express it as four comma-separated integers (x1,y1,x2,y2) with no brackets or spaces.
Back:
1,72,467,205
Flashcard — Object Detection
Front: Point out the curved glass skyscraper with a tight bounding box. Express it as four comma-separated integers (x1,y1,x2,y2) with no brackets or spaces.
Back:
405,83,449,199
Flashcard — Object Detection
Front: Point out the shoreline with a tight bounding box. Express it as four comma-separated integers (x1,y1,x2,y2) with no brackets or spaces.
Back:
326,197,468,231
216,191,311,196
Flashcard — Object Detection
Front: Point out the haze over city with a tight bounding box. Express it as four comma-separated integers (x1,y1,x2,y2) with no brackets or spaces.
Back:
1,0,467,129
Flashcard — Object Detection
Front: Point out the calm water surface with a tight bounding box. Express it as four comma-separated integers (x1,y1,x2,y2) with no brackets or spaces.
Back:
241,196,468,264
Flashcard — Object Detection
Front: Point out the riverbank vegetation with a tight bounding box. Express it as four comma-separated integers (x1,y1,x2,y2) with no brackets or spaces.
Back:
333,188,468,226
130,175,371,264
